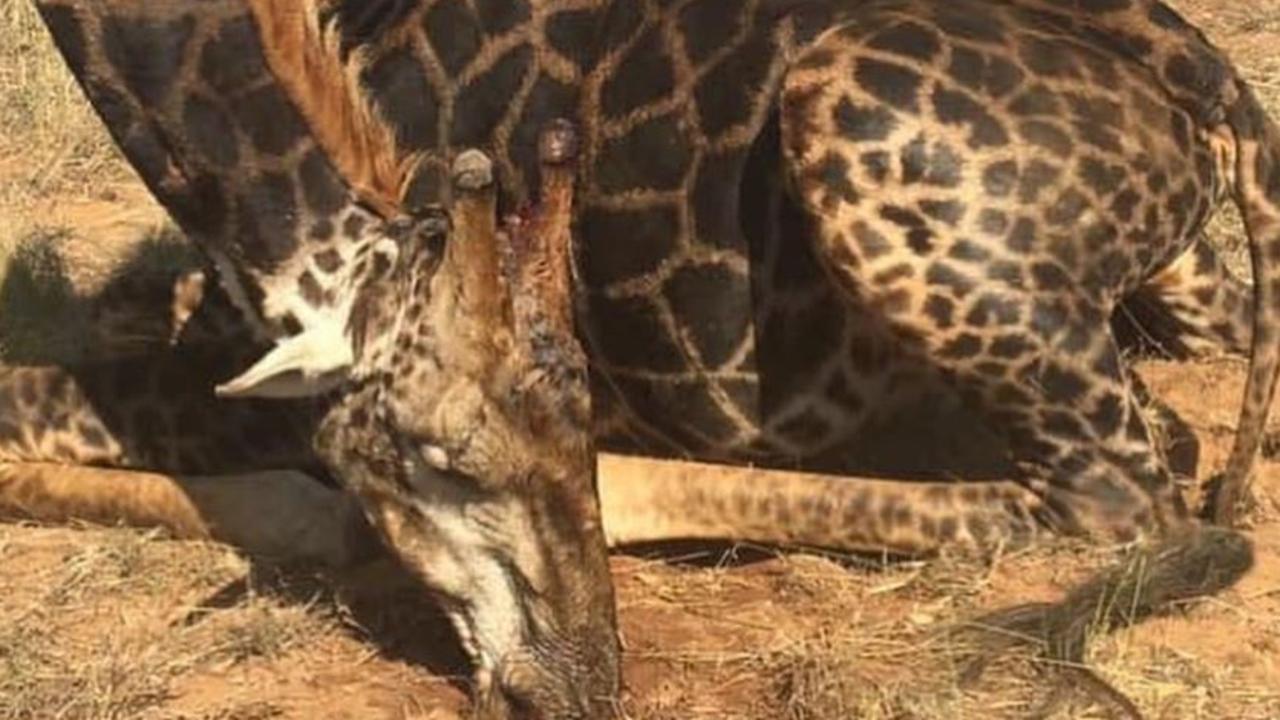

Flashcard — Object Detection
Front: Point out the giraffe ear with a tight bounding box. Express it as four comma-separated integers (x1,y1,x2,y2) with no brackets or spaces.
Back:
215,325,353,398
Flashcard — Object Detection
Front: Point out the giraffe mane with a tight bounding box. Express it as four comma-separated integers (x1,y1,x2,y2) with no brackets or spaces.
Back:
245,0,414,218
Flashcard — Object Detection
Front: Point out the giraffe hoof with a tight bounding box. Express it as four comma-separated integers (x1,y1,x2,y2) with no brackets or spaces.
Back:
452,149,494,191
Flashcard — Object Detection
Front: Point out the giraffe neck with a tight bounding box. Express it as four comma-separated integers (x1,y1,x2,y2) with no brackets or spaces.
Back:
334,0,612,212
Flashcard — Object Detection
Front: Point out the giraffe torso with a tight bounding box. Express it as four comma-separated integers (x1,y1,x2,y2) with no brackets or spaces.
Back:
343,0,1228,470
29,0,1239,479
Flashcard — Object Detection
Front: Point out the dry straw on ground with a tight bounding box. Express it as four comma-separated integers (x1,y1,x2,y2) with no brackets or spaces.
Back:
2,1,1280,718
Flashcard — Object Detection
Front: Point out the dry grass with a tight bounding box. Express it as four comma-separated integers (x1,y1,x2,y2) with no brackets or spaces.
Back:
3,1,1280,719
0,526,346,720
0,2,128,204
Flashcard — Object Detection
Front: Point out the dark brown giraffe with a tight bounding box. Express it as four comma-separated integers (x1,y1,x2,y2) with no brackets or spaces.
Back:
9,0,1280,717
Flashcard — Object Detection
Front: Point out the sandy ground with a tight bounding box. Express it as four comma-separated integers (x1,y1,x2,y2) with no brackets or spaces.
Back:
3,1,1280,719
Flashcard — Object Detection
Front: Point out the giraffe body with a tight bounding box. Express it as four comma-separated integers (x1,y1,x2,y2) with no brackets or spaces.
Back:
12,0,1280,717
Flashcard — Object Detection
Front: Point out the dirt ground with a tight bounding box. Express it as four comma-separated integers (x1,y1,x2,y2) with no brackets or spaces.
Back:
4,1,1280,719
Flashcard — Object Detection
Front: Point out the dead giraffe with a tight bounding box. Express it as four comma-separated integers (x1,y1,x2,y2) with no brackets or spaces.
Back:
7,0,1280,716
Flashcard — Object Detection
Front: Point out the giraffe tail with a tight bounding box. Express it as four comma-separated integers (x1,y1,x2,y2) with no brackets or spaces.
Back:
1206,78,1280,524
957,525,1253,711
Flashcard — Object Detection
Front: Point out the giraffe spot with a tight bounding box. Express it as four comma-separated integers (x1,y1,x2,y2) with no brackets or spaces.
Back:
1005,217,1037,254
867,21,941,63
314,249,344,274
299,150,348,218
545,8,603,72
425,0,483,75
1019,36,1080,79
183,95,238,169
1046,188,1089,227
811,152,859,209
475,0,530,35
987,260,1024,288
947,46,1024,98
588,294,687,373
1087,392,1125,437
603,28,674,119
834,97,897,142
940,333,982,359
1077,156,1126,198
1017,160,1060,204
880,205,925,231
926,261,976,298
854,58,922,113
596,0,645,58
1029,298,1070,342
596,113,694,193
200,16,266,93
852,221,892,260
237,83,307,156
692,151,748,251
919,200,964,226
610,377,726,451
343,213,367,239
1009,85,1060,117
1040,364,1090,404
1110,188,1141,223
1030,262,1071,291
664,263,752,369
695,34,775,138
924,294,955,329
900,136,964,187
907,229,934,255
949,240,991,264
860,151,891,184
1073,120,1124,155
297,271,325,307
451,45,532,147
932,87,1009,148
579,206,679,286
930,5,1005,44
102,14,195,106
678,0,745,65
309,220,335,242
946,46,985,91
982,160,1019,197
977,209,1009,237
363,47,441,151
1018,120,1073,159
168,173,229,240
235,172,299,267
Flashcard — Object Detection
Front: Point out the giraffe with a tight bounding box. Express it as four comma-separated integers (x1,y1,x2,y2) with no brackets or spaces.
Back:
11,0,1280,717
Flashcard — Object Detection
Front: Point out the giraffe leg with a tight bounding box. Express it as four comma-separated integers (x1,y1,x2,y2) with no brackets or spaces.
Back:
0,462,375,567
1115,237,1253,359
597,454,1048,554
0,363,372,566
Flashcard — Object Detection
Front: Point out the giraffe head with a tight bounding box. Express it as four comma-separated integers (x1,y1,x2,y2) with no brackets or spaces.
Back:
316,124,619,720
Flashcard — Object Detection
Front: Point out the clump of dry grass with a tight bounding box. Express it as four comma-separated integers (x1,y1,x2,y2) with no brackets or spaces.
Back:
0,527,344,720
0,2,126,205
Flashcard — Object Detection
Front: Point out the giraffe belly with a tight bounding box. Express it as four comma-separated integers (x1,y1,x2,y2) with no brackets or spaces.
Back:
588,281,1012,480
